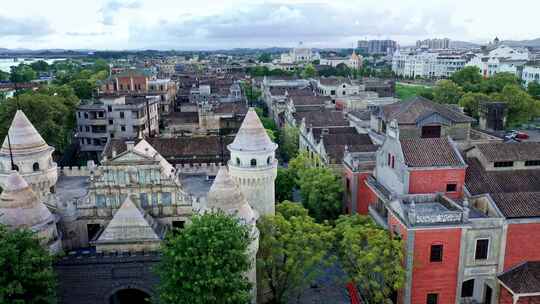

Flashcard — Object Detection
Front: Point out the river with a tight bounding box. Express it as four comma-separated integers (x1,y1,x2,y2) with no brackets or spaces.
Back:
0,58,66,73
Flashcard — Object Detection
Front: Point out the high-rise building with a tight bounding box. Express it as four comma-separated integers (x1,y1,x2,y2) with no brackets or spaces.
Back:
416,38,451,49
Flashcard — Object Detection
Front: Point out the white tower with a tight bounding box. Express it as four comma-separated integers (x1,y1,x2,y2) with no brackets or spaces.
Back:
0,110,58,199
228,108,278,216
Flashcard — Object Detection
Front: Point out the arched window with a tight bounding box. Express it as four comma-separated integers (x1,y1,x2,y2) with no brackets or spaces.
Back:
250,159,257,167
236,158,241,166
33,162,40,172
267,156,272,165
13,164,19,171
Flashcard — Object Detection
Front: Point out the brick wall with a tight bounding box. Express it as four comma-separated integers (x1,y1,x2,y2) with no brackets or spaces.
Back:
410,228,462,304
54,253,160,304
408,168,466,199
504,223,540,270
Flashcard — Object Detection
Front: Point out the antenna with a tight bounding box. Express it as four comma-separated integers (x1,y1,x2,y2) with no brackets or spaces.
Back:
6,129,15,171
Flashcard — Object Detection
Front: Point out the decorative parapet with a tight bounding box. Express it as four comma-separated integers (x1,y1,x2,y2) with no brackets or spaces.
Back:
176,162,222,175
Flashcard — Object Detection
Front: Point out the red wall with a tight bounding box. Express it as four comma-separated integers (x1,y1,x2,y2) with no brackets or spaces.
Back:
344,169,377,215
504,223,540,270
408,168,466,199
388,214,408,304
410,228,462,304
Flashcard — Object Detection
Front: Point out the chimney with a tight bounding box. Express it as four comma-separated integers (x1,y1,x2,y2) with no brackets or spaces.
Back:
126,141,135,151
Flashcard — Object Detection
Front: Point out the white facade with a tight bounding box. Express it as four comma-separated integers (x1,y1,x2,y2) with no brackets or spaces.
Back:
392,50,466,78
319,51,363,69
522,65,540,87
227,109,278,216
465,46,530,78
280,42,320,64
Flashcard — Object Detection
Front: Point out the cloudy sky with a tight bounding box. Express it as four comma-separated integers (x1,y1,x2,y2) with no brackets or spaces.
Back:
1,0,540,50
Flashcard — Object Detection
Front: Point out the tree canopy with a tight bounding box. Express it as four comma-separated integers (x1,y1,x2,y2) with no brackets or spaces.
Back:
257,53,272,63
0,225,56,304
297,165,343,222
433,80,464,104
279,126,299,161
157,212,253,304
9,64,37,83
528,81,540,100
257,202,334,303
450,66,483,90
491,84,540,127
275,168,295,203
334,215,405,303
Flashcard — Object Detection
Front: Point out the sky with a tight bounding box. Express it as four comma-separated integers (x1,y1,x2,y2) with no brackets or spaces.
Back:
1,0,540,50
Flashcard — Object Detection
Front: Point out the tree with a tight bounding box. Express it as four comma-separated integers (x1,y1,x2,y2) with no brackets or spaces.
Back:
433,80,464,104
297,166,343,222
257,53,272,63
450,66,482,91
528,81,540,100
0,70,9,81
334,215,405,303
257,202,334,303
301,64,317,78
0,225,56,304
481,72,520,94
29,60,49,73
0,89,79,152
275,168,295,203
157,212,252,304
459,92,490,119
279,126,299,161
288,151,315,179
490,84,540,127
68,79,95,99
9,64,37,83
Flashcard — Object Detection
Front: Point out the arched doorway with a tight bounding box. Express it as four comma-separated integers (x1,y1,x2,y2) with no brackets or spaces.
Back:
109,288,150,304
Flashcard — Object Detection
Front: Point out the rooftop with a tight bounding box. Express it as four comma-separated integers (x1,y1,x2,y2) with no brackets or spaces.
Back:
476,142,540,162
498,261,540,295
401,137,465,168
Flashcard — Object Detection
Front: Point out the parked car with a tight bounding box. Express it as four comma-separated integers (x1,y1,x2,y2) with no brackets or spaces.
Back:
505,130,529,140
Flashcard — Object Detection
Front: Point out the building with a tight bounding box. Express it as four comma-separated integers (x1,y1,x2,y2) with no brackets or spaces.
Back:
392,50,467,78
0,108,276,304
357,40,397,55
280,42,320,64
415,38,451,50
319,50,363,69
76,95,160,156
466,46,530,78
522,63,540,87
313,77,363,98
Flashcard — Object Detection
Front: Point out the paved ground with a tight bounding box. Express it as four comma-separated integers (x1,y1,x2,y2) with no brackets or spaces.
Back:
291,262,350,304
520,129,540,142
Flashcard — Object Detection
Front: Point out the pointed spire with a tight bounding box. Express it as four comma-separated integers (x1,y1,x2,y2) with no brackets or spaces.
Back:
0,171,54,228
96,196,161,245
207,167,256,221
228,108,277,152
1,110,49,155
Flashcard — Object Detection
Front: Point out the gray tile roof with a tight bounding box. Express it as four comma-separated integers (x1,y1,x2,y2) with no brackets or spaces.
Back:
476,142,540,162
380,96,474,124
401,137,464,167
499,261,540,294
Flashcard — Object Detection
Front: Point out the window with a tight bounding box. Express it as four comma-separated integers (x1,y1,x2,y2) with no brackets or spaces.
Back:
151,193,158,206
267,156,272,165
32,162,40,172
120,111,125,119
525,160,540,166
330,90,336,95
387,153,391,166
172,221,185,229
139,193,148,207
236,158,241,166
475,239,489,260
96,195,106,207
446,183,457,192
427,293,438,304
161,192,172,205
391,156,395,169
461,279,475,297
84,112,88,119
494,161,513,168
430,244,443,262
13,164,19,171
77,112,81,118
108,119,113,125
107,105,112,112
121,125,126,132
250,159,257,167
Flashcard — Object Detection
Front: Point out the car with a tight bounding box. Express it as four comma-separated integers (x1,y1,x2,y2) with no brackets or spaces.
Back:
515,131,529,139
505,130,529,140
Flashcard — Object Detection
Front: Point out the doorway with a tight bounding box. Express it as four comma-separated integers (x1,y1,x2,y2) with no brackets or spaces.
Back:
109,288,150,304
484,285,493,304
421,125,441,138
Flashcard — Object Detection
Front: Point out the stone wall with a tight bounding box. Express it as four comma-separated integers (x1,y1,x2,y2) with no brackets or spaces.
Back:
54,251,160,304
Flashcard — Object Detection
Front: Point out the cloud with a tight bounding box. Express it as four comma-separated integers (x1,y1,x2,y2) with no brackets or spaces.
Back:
127,2,466,49
100,0,142,25
0,15,53,37
65,31,111,37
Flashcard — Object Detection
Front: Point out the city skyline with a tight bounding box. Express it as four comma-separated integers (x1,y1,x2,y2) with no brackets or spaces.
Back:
2,0,540,50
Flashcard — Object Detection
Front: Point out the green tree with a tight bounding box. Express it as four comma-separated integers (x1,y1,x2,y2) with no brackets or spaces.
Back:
0,70,10,81
68,79,95,99
279,126,299,161
257,202,334,303
301,64,317,78
9,64,37,83
288,151,315,179
157,212,252,304
459,92,490,119
450,66,483,91
334,215,405,303
528,81,540,100
0,225,56,304
275,168,295,203
257,53,272,63
297,166,343,222
481,72,520,94
29,60,49,73
433,80,464,104
491,84,540,127
0,90,79,152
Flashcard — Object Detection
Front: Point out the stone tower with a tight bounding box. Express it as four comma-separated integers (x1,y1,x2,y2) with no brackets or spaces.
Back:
0,171,61,253
207,167,259,303
0,110,58,199
227,108,278,216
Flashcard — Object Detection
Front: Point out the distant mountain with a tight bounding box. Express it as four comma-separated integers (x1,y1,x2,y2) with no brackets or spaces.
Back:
502,38,540,48
449,40,481,49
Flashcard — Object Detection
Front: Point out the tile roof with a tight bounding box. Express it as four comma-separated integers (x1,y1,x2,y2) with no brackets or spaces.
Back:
400,137,465,167
291,95,331,106
380,96,474,124
212,102,248,114
476,142,540,162
499,261,540,294
295,110,349,128
319,77,353,86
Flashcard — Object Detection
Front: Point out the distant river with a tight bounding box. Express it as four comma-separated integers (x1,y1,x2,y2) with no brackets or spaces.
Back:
0,58,66,73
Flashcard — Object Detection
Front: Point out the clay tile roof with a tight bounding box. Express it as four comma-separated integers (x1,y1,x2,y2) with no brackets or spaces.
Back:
401,137,464,167
1,110,50,155
476,142,540,162
380,96,474,124
228,108,277,152
499,261,540,294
